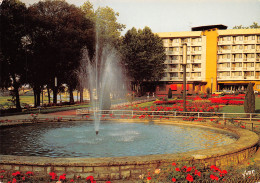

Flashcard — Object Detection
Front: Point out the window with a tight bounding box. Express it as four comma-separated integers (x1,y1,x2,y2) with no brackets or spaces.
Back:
239,36,243,41
251,45,255,49
227,36,231,41
251,63,254,67
198,38,202,42
173,55,178,60
239,45,243,50
252,36,255,40
227,54,230,59
198,47,202,51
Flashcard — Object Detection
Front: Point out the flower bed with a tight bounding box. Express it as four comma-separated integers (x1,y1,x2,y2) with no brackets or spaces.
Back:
209,98,244,105
139,161,260,182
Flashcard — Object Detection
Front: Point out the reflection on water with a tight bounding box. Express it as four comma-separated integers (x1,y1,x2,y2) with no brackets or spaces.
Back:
0,121,237,158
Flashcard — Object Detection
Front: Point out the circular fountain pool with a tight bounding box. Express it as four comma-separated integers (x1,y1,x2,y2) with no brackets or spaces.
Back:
0,121,237,158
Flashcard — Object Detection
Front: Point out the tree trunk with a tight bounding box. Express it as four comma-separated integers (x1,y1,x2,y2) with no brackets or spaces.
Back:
33,86,41,107
36,89,41,107
53,87,57,104
13,81,21,112
33,88,37,107
69,87,74,104
80,88,84,103
47,86,51,104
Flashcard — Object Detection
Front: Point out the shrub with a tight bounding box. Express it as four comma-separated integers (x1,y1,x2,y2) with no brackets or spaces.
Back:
244,83,255,113
168,88,172,99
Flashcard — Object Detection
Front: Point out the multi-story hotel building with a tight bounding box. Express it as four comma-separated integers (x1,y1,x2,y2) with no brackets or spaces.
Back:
155,25,260,96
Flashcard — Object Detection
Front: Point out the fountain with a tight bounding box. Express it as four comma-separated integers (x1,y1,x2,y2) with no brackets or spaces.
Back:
79,45,127,135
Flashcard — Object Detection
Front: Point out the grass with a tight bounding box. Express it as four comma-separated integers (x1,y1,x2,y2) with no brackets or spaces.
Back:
221,96,260,113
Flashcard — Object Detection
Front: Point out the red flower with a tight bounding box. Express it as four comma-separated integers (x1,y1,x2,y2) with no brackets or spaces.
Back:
86,176,94,181
0,175,4,179
147,176,152,180
12,171,21,177
210,174,219,180
172,162,176,166
172,177,176,182
59,174,66,180
186,174,194,182
186,167,192,172
70,179,74,182
12,178,17,183
175,168,180,171
221,170,228,174
195,170,201,177
49,172,57,180
26,171,34,176
106,181,111,183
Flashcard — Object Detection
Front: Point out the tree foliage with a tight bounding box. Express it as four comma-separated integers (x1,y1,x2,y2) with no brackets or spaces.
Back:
244,83,255,113
0,0,28,111
233,22,260,29
121,26,166,94
26,0,95,105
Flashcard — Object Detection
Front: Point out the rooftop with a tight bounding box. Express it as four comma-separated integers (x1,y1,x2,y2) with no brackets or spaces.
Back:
192,24,228,31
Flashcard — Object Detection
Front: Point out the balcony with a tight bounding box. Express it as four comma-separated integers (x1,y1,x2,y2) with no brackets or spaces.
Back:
191,59,202,63
218,49,231,54
243,76,255,80
243,67,255,71
218,40,232,45
218,67,230,71
167,68,179,72
231,58,243,62
218,59,230,63
243,49,255,53
232,40,244,44
191,68,202,72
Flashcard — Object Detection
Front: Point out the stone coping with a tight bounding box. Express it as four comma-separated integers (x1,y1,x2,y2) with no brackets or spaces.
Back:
0,120,259,181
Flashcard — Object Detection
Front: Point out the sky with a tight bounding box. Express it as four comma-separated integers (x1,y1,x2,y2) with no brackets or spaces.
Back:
18,0,260,35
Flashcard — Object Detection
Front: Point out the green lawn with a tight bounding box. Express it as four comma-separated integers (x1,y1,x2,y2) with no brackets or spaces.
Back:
221,96,260,113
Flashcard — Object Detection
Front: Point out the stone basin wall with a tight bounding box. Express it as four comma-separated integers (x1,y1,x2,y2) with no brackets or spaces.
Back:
0,120,259,182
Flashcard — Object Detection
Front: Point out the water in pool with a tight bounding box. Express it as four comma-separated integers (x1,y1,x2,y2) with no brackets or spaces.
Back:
0,121,237,158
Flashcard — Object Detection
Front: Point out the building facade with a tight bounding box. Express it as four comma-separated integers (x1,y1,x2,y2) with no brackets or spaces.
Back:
155,25,260,96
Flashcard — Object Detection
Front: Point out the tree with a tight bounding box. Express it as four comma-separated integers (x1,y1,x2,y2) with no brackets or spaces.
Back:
0,0,27,111
80,2,126,100
168,88,172,99
121,26,166,95
244,83,255,113
27,0,95,105
233,22,260,29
